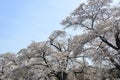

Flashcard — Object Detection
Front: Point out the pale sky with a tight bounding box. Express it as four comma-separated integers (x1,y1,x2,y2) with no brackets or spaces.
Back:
0,0,87,53
0,0,119,53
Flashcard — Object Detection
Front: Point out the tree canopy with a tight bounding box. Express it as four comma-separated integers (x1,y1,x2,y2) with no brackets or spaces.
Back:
0,0,120,80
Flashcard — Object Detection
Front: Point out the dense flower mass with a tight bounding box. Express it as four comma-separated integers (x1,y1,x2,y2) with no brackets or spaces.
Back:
0,0,120,80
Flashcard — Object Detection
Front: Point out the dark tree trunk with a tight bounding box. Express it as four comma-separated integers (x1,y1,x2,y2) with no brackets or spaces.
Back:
56,71,68,80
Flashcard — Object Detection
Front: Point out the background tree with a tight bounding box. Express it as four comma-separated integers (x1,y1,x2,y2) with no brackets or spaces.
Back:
0,0,120,80
62,0,120,71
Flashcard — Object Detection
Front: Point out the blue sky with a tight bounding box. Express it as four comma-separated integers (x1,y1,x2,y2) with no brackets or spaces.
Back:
0,0,86,53
0,0,119,54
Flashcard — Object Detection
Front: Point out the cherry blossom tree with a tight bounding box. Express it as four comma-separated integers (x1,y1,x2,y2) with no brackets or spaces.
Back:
61,0,120,79
0,0,120,80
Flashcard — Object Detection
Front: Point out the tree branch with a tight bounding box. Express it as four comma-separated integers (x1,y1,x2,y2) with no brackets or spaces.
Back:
50,40,62,52
115,32,120,49
99,36,118,50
